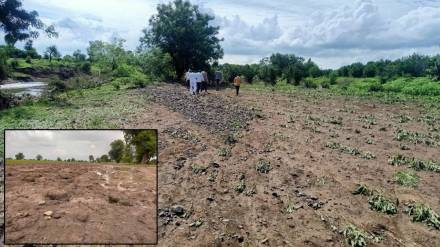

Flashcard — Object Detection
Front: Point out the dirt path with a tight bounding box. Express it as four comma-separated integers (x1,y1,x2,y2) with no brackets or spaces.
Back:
5,163,157,244
126,84,439,247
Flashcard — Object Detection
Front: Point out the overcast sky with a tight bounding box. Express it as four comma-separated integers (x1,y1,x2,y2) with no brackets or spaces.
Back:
5,130,124,160
5,0,440,68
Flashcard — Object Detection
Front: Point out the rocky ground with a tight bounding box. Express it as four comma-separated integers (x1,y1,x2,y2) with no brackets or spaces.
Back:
5,163,157,244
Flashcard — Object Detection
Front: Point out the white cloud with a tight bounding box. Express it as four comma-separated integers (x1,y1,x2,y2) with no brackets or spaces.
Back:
5,130,125,160
2,0,439,68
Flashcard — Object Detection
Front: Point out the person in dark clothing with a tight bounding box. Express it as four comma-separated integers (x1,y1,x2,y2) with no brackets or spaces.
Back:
202,71,209,93
214,71,222,91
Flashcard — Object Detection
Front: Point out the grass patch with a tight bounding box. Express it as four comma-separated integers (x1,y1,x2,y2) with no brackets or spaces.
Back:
394,170,419,187
343,224,368,247
406,203,440,230
0,84,151,162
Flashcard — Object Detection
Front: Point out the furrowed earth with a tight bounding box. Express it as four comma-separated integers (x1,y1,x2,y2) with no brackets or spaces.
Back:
5,163,157,244
2,83,440,246
134,84,439,247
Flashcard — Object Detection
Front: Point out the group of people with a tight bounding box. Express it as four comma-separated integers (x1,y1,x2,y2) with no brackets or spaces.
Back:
185,69,242,96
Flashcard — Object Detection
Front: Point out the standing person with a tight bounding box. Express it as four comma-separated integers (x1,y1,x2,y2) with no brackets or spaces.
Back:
189,71,197,95
196,71,203,95
215,70,222,91
185,69,191,89
233,75,241,96
202,70,209,93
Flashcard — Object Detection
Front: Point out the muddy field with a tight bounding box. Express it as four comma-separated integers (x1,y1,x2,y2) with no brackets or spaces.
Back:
5,163,157,244
130,84,439,247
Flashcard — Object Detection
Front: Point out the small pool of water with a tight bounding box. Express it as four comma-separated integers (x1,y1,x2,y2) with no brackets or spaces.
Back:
0,81,48,96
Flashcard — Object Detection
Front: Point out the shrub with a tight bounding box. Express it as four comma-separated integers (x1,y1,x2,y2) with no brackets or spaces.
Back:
303,78,318,89
81,61,91,74
25,56,32,64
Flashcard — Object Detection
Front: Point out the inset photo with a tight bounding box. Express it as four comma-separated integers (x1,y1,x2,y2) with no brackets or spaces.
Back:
4,129,158,245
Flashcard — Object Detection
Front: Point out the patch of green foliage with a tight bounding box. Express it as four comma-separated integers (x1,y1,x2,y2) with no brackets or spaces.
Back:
406,203,440,230
388,154,440,172
255,159,272,174
343,224,368,247
368,193,398,215
394,170,419,187
325,142,376,160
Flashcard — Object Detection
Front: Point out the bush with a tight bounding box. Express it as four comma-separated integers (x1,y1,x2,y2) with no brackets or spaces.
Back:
113,64,135,78
80,61,91,74
112,81,120,90
25,56,32,64
303,79,317,89
49,80,67,92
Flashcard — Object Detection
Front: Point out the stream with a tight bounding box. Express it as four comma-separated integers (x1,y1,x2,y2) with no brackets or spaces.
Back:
0,81,48,96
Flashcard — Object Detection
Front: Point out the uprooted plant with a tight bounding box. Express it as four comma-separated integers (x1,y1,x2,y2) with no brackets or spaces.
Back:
325,142,376,160
406,202,440,230
388,154,440,173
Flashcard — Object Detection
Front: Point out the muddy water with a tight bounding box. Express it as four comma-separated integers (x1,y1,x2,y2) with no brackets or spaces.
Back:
0,81,48,96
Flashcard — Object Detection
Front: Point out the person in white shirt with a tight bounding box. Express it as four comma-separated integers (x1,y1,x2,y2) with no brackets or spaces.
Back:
189,72,198,95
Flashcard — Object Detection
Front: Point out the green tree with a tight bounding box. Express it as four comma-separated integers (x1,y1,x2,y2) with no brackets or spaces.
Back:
36,154,42,160
73,49,86,61
0,0,58,45
23,40,39,58
123,130,157,164
88,155,94,163
139,0,223,78
349,62,364,78
108,139,125,163
136,47,176,81
15,152,24,160
57,157,62,161
44,45,60,62
99,154,110,163
363,62,377,77
0,48,9,80
87,38,128,72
